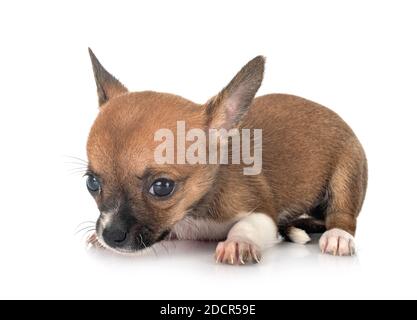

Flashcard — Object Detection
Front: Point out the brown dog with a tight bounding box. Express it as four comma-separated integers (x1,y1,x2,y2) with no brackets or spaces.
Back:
85,49,367,264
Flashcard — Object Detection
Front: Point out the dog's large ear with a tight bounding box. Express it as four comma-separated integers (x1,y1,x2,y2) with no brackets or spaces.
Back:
205,56,265,130
88,48,128,106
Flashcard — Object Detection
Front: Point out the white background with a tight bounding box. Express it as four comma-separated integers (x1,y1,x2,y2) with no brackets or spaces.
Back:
0,0,416,299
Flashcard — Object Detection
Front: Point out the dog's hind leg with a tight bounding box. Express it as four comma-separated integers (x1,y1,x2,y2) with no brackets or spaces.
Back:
319,143,367,256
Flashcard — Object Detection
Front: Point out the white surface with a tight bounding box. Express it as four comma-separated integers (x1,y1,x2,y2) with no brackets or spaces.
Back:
0,0,417,299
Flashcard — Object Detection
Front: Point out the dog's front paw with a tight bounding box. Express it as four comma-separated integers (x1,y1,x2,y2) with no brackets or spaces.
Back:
215,239,261,265
319,228,355,256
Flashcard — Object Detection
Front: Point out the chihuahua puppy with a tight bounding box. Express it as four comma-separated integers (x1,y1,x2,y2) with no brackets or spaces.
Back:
85,49,367,264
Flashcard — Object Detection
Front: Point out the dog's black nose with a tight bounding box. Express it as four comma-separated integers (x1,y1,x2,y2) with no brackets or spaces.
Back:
102,227,128,247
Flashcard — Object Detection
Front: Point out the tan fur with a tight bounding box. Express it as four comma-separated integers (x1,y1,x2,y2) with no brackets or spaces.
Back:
86,50,367,253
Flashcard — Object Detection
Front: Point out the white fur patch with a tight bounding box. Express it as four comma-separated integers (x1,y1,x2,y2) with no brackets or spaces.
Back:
99,202,120,230
226,213,279,249
214,212,279,265
100,212,112,229
288,227,311,244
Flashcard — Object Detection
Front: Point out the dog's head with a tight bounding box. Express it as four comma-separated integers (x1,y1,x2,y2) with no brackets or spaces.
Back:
86,49,264,253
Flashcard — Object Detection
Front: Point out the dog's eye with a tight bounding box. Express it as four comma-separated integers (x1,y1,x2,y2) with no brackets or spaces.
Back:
86,175,101,193
149,178,175,197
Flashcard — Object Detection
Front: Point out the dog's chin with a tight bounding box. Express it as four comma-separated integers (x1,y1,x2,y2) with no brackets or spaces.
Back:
89,228,171,256
94,233,167,256
95,237,155,256
106,246,151,256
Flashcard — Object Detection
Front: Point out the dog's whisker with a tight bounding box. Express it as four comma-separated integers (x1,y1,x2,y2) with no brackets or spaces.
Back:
138,234,148,250
68,171,88,175
67,167,89,172
68,171,89,177
138,234,158,257
81,228,96,236
64,162,88,167
65,164,88,170
75,225,96,235
75,220,96,229
66,166,90,177
63,155,88,163
63,156,90,176
76,225,94,231
82,229,97,241
75,222,95,230
66,166,88,172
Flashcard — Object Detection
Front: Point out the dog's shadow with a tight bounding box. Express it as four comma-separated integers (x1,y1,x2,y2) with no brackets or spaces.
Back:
85,233,360,270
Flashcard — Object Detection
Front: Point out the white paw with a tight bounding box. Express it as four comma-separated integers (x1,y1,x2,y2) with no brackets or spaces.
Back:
215,239,261,265
319,228,355,256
